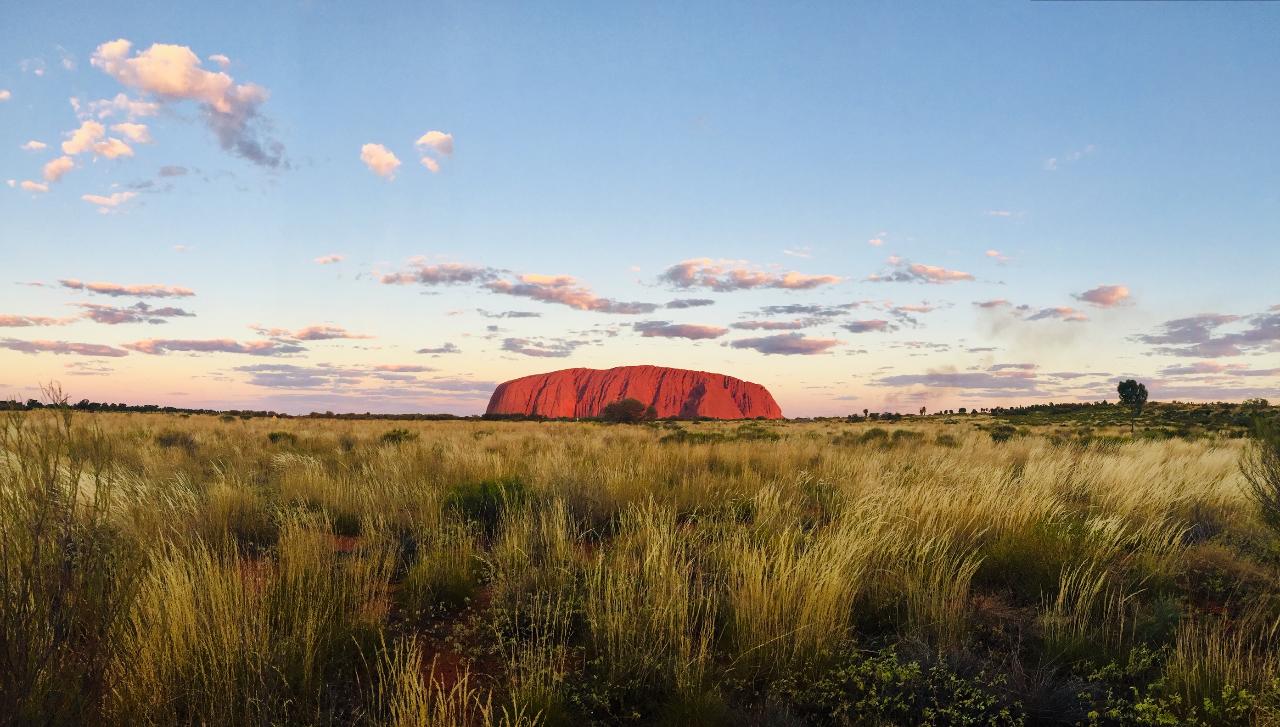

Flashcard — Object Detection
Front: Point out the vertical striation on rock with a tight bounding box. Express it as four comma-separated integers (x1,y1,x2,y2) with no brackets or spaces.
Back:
485,365,783,419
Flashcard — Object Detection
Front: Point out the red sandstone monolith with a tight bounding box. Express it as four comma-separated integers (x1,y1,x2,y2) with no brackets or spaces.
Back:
485,365,783,419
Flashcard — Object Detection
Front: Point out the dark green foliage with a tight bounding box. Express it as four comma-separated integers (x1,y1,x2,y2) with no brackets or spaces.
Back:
154,429,196,453
936,433,960,447
779,648,1024,726
445,477,528,536
378,428,418,445
990,425,1018,444
1242,417,1280,536
266,430,297,445
601,398,650,424
1118,380,1149,434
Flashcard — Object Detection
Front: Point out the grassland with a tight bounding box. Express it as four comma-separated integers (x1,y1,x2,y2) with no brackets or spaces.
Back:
2,402,1279,726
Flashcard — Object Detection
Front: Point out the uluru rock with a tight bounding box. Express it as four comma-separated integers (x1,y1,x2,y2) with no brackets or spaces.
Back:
485,365,784,420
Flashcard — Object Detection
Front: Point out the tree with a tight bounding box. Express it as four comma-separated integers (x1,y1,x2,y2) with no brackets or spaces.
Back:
601,398,648,424
863,408,869,418
919,406,927,416
1117,379,1148,434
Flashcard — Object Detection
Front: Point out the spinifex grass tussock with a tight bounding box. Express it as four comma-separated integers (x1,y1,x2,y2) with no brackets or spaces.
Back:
2,403,1280,724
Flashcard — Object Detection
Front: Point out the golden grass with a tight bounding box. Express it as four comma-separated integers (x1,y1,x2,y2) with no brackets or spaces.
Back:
1,407,1275,724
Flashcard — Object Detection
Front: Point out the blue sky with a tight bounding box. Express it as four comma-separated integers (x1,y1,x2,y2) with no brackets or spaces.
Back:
1,1,1277,415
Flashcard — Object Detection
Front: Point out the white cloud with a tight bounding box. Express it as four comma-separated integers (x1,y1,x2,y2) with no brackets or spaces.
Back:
62,120,105,154
361,143,401,179
110,122,152,143
20,180,49,193
208,53,231,68
0,90,10,101
93,137,134,159
20,140,46,151
43,156,75,182
415,130,454,155
83,93,160,120
314,254,344,265
415,130,453,172
91,39,283,167
81,191,138,213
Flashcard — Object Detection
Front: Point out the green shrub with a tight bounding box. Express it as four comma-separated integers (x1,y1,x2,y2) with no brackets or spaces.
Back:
379,428,418,445
990,425,1018,444
445,477,529,536
780,648,1024,726
266,431,297,445
935,433,959,447
155,429,197,453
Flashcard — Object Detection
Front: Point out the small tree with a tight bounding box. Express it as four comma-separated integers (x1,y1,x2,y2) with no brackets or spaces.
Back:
1117,379,1148,435
601,398,647,424
919,406,927,416
1243,417,1280,535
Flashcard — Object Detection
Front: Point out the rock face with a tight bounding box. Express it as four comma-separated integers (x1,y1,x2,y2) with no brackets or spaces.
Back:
485,365,784,420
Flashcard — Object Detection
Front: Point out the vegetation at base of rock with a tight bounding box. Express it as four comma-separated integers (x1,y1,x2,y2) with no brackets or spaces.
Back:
2,397,1279,725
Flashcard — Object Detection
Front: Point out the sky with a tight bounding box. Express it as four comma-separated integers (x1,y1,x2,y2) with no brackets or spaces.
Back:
1,1,1277,416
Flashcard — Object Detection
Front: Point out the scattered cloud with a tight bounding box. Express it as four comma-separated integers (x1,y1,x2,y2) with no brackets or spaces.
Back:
20,180,49,193
1,338,129,357
729,333,841,355
125,338,305,356
78,93,161,120
634,321,727,339
110,122,152,143
486,274,658,314
974,299,1011,309
985,249,1010,263
158,165,188,177
1026,306,1088,322
92,39,285,167
314,254,344,265
875,369,1043,394
867,259,974,284
58,279,194,298
416,130,453,172
842,319,895,333
868,237,884,247
0,89,10,101
288,325,372,341
665,298,715,309
381,261,499,286
417,343,461,355
0,314,76,327
77,301,195,324
20,140,47,151
81,191,138,213
361,143,401,179
208,53,230,68
1133,308,1280,358
659,258,841,291
731,319,815,331
501,337,585,358
782,246,812,258
1044,144,1096,171
1075,284,1131,308
43,155,75,182
985,210,1014,217
477,310,542,319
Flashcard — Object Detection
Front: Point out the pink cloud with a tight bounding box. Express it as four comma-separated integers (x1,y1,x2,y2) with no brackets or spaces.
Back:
867,259,974,284
660,258,841,291
314,254,344,265
91,39,283,167
1,338,128,357
634,321,728,339
125,338,305,356
0,314,76,327
729,333,841,355
486,273,658,314
1075,284,1131,307
59,279,194,298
